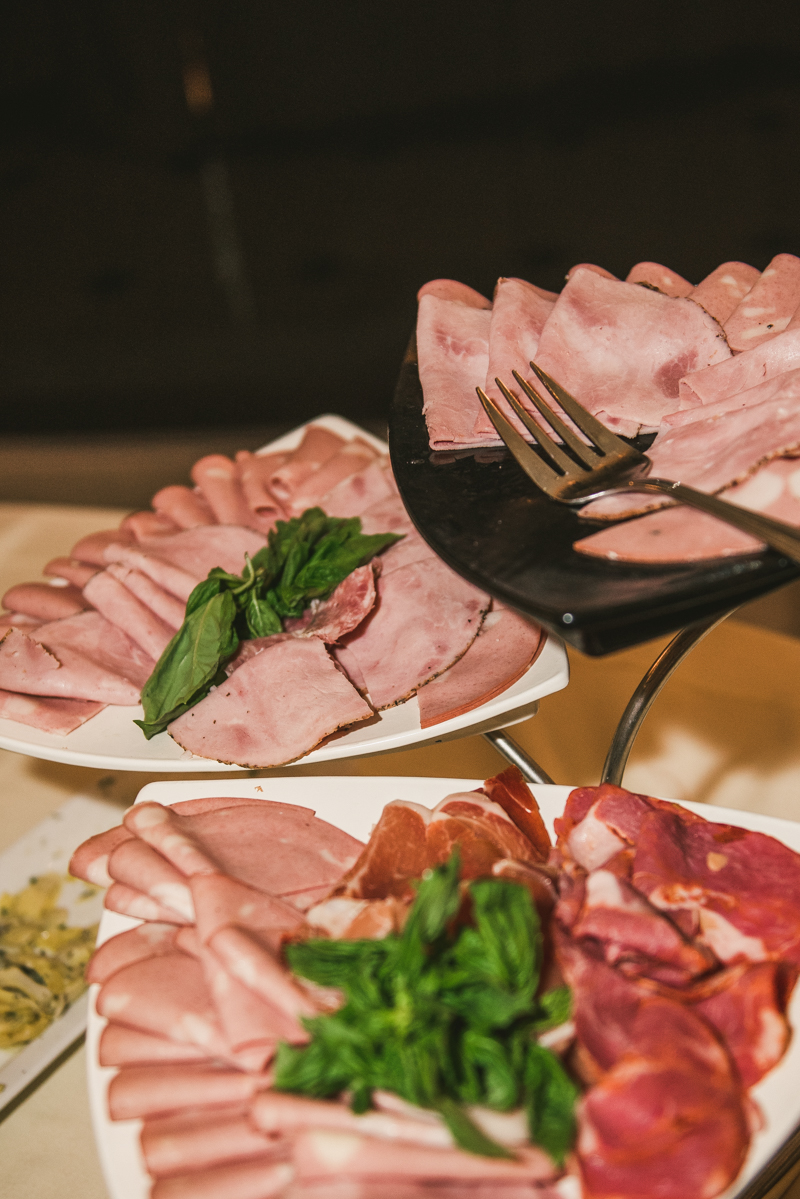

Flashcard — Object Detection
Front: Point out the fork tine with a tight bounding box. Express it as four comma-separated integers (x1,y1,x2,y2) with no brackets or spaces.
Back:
529,363,628,453
509,372,602,467
494,378,576,474
475,388,563,494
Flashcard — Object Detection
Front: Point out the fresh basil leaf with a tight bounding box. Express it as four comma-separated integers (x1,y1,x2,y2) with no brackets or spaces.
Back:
134,590,238,738
436,1098,514,1159
524,1041,578,1166
534,986,572,1032
184,575,224,618
459,1029,519,1110
245,591,281,638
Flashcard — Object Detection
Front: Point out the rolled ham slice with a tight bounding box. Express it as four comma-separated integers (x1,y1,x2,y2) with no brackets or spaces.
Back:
99,1023,210,1067
83,570,175,660
0,627,142,705
689,261,760,325
169,637,374,768
107,1062,270,1121
724,253,800,352
268,425,346,503
141,1104,280,1179
70,824,133,887
416,278,493,307
191,455,254,527
625,262,693,296
70,528,134,568
287,442,379,515
235,451,288,530
43,557,98,588
152,485,216,529
2,582,90,623
340,558,489,709
678,327,800,409
417,293,495,450
416,603,543,728
283,565,376,643
0,689,105,735
120,511,180,540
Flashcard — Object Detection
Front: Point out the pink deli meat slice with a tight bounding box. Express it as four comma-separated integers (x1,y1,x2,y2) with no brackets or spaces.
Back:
416,278,493,307
120,511,179,540
251,1092,453,1148
152,485,216,529
625,261,693,297
531,267,730,436
108,837,196,922
105,563,185,629
357,495,415,538
417,293,496,450
340,558,489,709
102,545,199,603
150,1159,292,1199
0,689,105,735
689,261,760,325
69,824,133,887
0,627,142,705
191,873,306,950
141,1105,280,1179
168,637,374,767
268,425,346,502
678,327,800,409
33,610,155,689
283,565,376,643
104,882,192,925
191,455,254,528
318,460,393,518
287,442,379,514
86,923,181,986
470,278,556,440
99,1024,210,1067
2,582,90,622
416,603,543,728
724,253,800,352
43,558,99,588
107,1062,269,1121
71,528,134,568
235,451,287,530
135,526,267,580
83,570,175,659
567,263,618,282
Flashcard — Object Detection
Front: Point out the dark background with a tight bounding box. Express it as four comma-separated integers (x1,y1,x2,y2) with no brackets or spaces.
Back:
2,0,800,439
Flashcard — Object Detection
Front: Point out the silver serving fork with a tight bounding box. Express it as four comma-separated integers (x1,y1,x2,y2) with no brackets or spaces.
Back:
476,365,800,563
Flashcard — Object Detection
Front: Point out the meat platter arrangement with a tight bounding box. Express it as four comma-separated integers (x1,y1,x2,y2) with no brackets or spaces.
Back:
0,418,568,769
75,771,800,1199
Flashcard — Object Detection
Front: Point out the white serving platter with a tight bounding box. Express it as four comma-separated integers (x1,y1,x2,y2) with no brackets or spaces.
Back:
0,416,569,772
0,795,122,1117
87,776,800,1199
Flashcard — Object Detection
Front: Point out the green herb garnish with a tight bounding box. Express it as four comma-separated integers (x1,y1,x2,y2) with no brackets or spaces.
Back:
135,508,401,738
274,854,578,1163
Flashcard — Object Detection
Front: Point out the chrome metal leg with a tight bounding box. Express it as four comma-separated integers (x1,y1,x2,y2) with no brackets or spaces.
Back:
483,729,554,785
601,610,737,787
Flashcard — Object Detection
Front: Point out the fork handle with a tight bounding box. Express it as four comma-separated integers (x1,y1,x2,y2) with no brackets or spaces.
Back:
620,478,800,563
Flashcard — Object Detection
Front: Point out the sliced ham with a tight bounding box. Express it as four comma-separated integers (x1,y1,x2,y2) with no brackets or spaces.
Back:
625,262,693,296
168,637,374,768
70,528,134,567
318,460,393,518
150,1159,292,1199
0,612,42,638
417,293,495,450
33,610,155,689
152,485,216,529
288,442,380,515
105,562,185,629
102,544,199,603
480,765,552,860
724,253,800,351
251,1092,453,1148
69,824,133,887
191,873,306,950
341,558,488,709
107,1062,269,1121
0,626,142,705
235,451,288,530
566,263,618,282
108,836,196,921
283,565,376,643
206,925,316,1031
104,882,192,925
678,326,800,408
0,689,105,735
268,426,346,503
689,261,760,325
121,511,180,539
99,1023,210,1067
416,603,543,728
141,1104,280,1178
416,278,493,307
86,923,181,985
530,267,731,436
357,495,416,538
378,531,437,575
426,793,544,876
2,582,90,622
43,557,98,588
83,569,175,659
123,803,223,877
190,455,254,527
134,526,267,580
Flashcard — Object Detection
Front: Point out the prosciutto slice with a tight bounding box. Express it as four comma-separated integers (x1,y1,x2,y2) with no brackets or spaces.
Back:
480,765,552,860
2,582,90,622
168,637,374,767
340,557,488,709
416,603,543,728
152,485,216,529
724,253,800,351
678,327,800,408
531,268,730,436
626,261,693,297
283,566,376,643
417,293,496,450
0,689,105,735
689,261,760,325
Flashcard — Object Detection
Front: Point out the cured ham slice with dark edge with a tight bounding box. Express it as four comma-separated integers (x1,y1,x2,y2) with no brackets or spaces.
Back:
2,582,90,622
283,564,376,643
0,689,105,735
339,557,489,709
678,326,800,408
724,253,800,352
107,1061,270,1121
190,455,254,527
267,425,345,503
168,637,375,767
416,603,544,728
416,291,496,450
532,267,730,436
0,626,142,704
151,485,216,529
689,261,760,325
625,261,693,296
99,1023,210,1067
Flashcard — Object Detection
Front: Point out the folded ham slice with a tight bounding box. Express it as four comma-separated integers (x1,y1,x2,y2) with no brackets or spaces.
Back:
318,460,393,518
87,923,181,986
340,558,488,709
191,455,255,527
191,873,306,950
83,569,175,660
102,545,198,603
268,426,346,502
0,626,142,704
724,253,800,351
417,293,495,450
99,1023,210,1067
120,511,179,539
141,1104,280,1179
134,526,267,580
150,1158,292,1199
678,327,800,409
169,637,374,767
287,442,379,514
151,485,216,529
689,261,760,325
108,836,196,922
2,582,90,623
104,882,193,925
235,451,287,530
71,528,134,568
626,262,693,297
43,557,98,588
107,1061,270,1121
0,689,105,735
105,562,185,629
416,278,494,307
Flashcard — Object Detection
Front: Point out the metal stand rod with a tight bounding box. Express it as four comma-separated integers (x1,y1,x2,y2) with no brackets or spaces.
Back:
601,609,737,787
483,729,554,785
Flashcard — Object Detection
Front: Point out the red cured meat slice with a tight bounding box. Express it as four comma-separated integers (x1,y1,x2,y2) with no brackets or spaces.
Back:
318,460,393,518
429,793,543,868
632,808,800,965
169,637,374,768
102,545,199,603
191,455,254,527
141,1105,279,1178
234,451,287,531
70,824,133,886
43,557,98,588
724,253,800,352
96,953,230,1057
288,442,379,515
470,278,556,441
331,801,431,902
0,689,105,735
340,558,488,709
417,294,496,450
625,262,693,297
105,563,185,629
2,582,90,622
283,566,376,643
268,425,346,503
120,511,179,539
83,569,175,659
108,836,196,921
481,765,552,860
99,1023,210,1067
689,261,760,325
532,268,730,437
107,1062,269,1121
417,604,544,729
151,485,216,529
416,278,493,307
135,526,267,581
104,882,192,925
0,626,142,705
87,923,180,985
677,328,800,409
191,873,306,949
71,528,134,567
150,1158,292,1199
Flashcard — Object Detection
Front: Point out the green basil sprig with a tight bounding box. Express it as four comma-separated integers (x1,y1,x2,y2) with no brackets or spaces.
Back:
275,854,578,1163
134,507,402,739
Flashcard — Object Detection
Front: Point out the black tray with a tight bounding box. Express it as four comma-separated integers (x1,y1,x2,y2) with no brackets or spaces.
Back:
389,335,800,655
